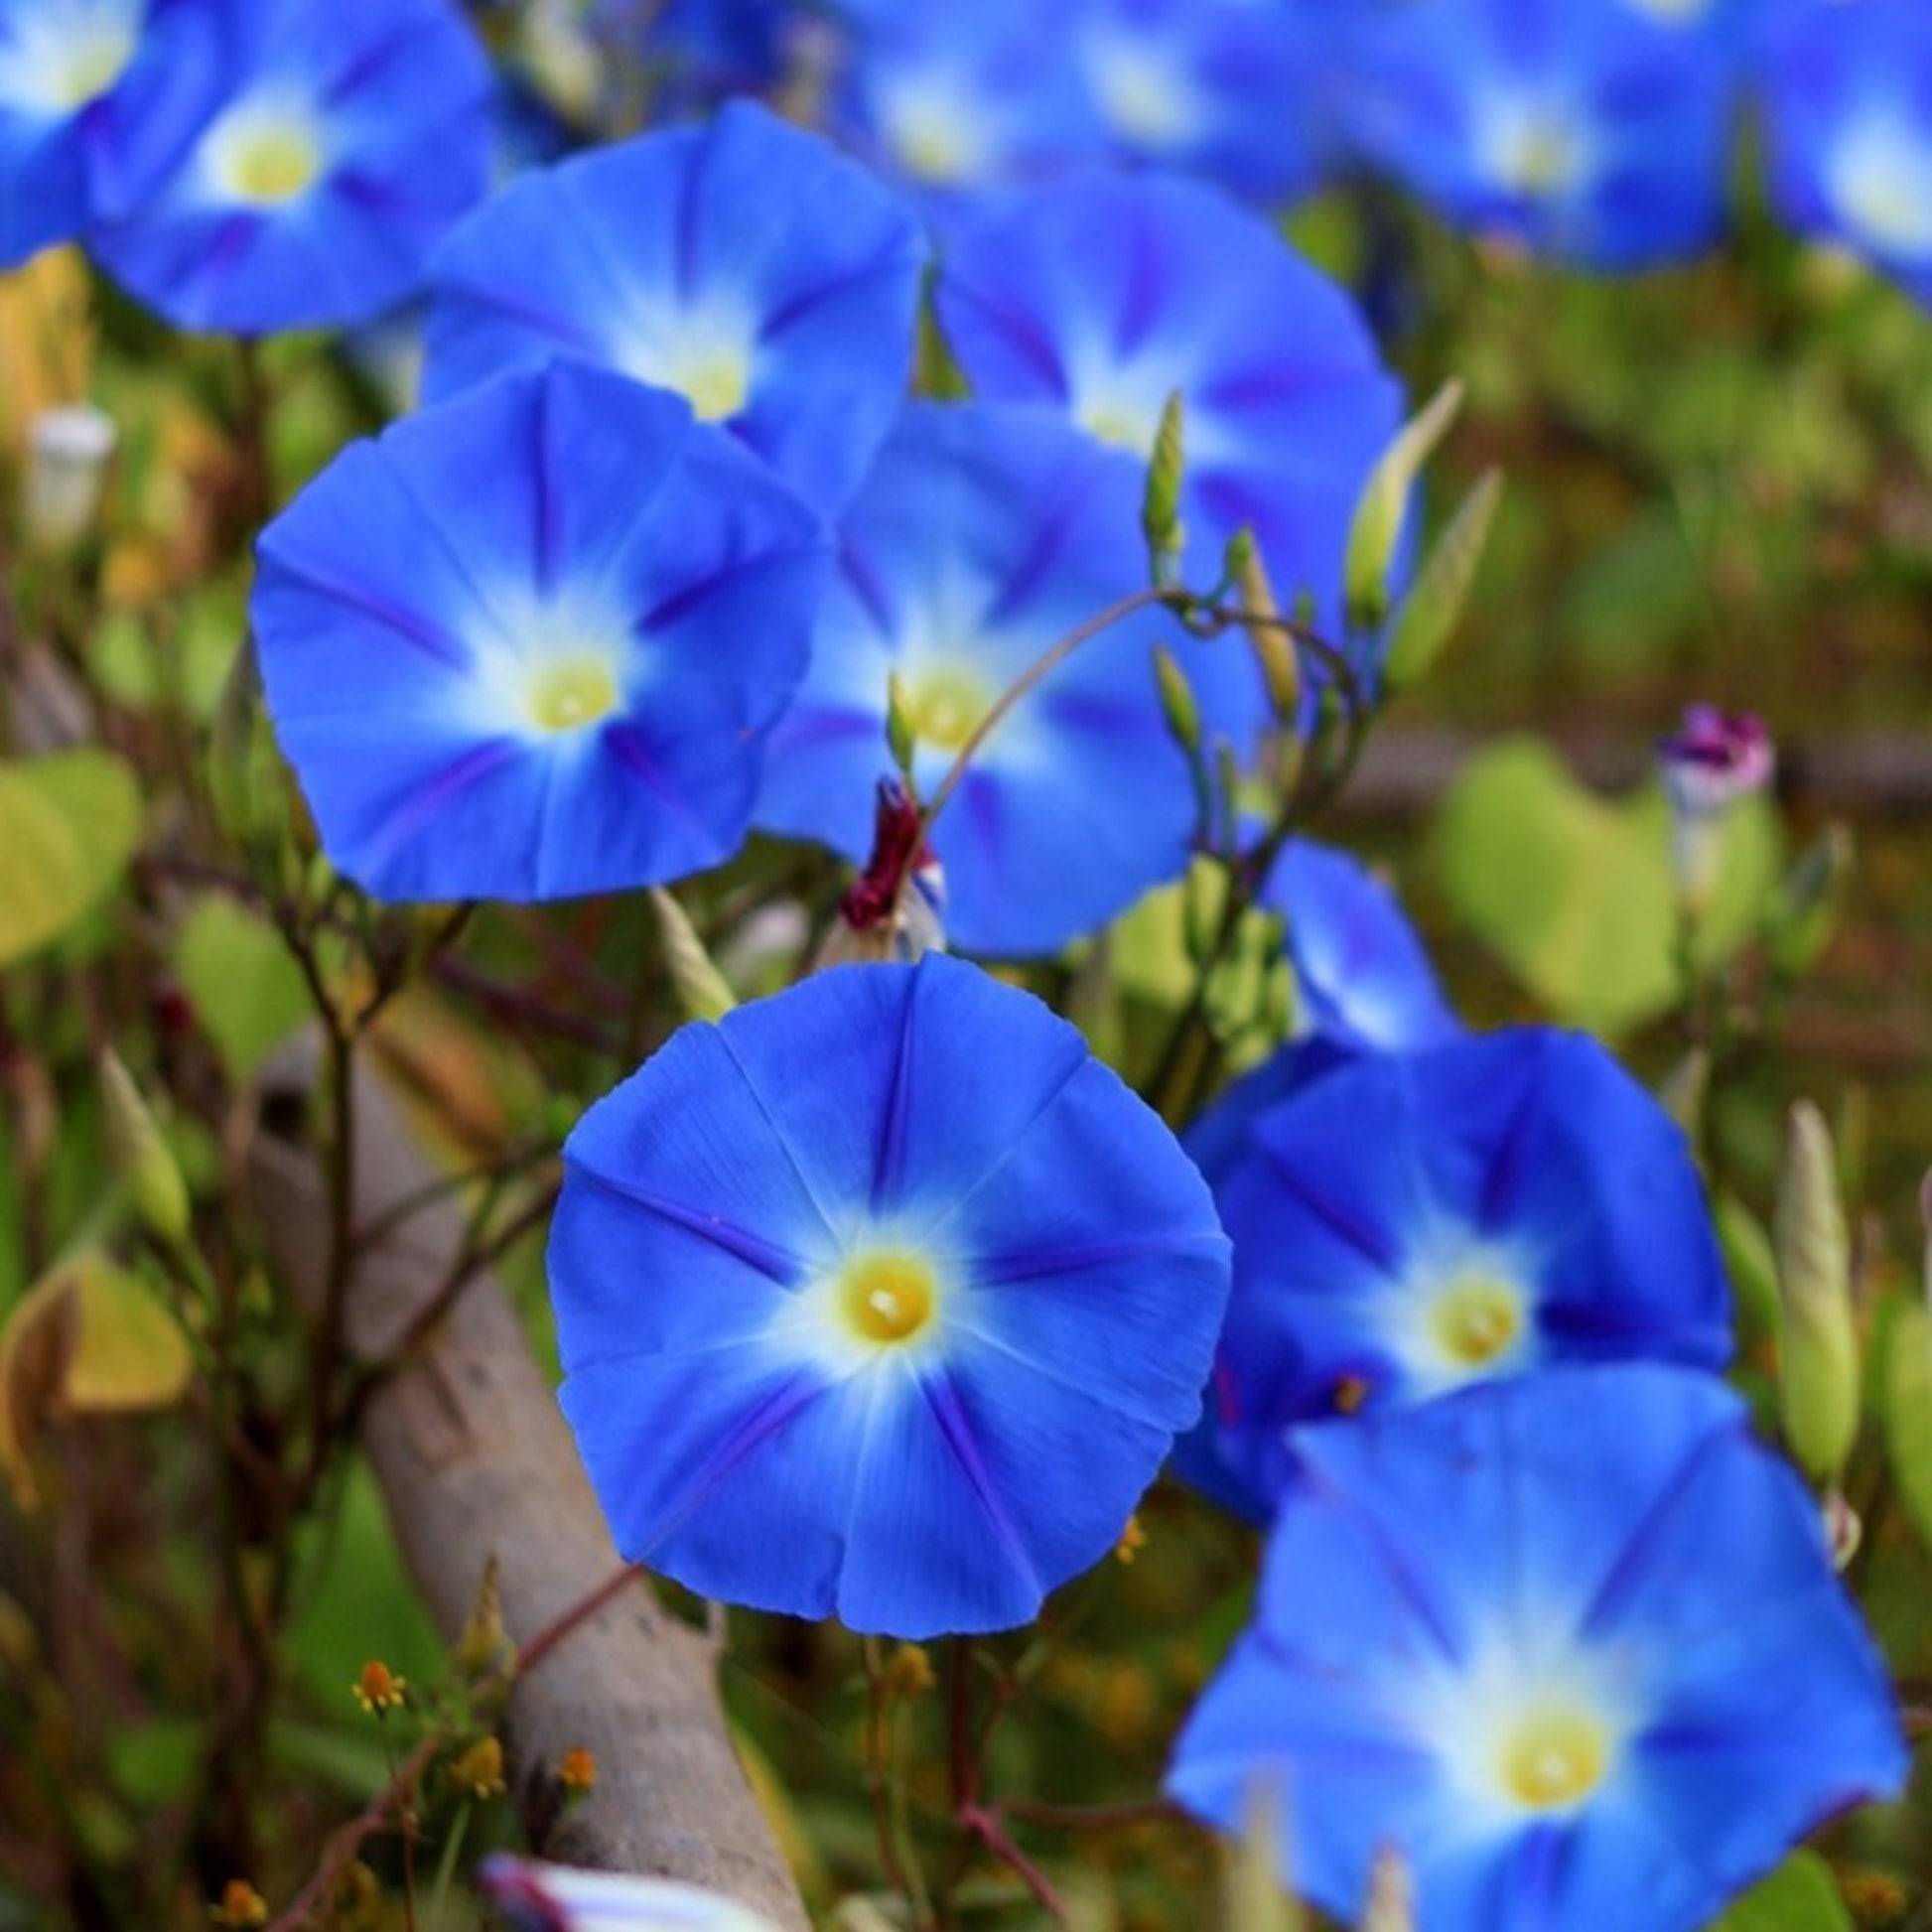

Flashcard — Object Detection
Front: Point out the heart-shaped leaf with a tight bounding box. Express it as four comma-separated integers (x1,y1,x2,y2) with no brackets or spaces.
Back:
1433,736,1779,1035
0,749,141,967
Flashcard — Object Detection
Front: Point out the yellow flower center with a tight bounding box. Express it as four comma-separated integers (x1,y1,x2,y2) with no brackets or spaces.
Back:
220,121,324,206
839,1251,938,1346
889,102,979,186
53,27,136,109
1426,1274,1525,1370
1496,1704,1611,1811
1079,403,1155,457
667,350,749,424
1496,114,1581,198
526,654,621,735
907,666,993,754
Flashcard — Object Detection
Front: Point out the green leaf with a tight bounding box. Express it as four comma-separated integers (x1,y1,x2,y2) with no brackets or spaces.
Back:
1382,467,1501,691
0,750,140,968
1344,379,1463,629
1706,1851,1852,1931
1883,1298,1932,1550
1432,738,1780,1035
172,896,311,1083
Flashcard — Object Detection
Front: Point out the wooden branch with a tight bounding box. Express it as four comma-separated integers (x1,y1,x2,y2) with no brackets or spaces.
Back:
247,1048,809,1931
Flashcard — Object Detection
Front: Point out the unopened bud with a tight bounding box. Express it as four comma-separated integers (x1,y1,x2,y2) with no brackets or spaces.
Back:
885,670,918,776
24,404,116,552
1657,1047,1709,1137
1361,1846,1415,1932
883,1642,934,1699
1822,1488,1862,1573
1774,1101,1861,1482
1657,707,1774,923
1142,391,1185,584
1235,537,1301,728
456,1555,513,1681
99,1050,191,1250
1153,644,1201,757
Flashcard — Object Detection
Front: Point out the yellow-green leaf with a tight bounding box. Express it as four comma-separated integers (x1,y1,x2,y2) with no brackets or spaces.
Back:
173,896,311,1083
1707,1851,1852,1931
0,750,140,967
0,1252,192,1507
1432,738,1779,1035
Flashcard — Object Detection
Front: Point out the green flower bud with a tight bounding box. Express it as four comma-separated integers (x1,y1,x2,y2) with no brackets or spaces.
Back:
885,670,918,777
1153,644,1202,757
1774,1101,1861,1483
98,1049,192,1250
1142,391,1186,584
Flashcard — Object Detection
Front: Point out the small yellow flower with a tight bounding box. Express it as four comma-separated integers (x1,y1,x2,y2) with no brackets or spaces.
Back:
558,1745,598,1795
351,1659,407,1714
1114,1514,1147,1565
209,1878,268,1928
449,1735,506,1800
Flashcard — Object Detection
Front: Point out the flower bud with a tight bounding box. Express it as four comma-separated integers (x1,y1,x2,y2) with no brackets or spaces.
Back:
885,671,918,775
1774,1101,1861,1482
1656,707,1774,922
99,1049,191,1251
23,404,115,553
1142,390,1185,584
1235,537,1302,729
1153,644,1202,758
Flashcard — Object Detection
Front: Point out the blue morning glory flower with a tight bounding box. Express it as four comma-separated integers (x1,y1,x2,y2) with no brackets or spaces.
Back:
89,0,494,335
1168,1365,1908,1929
0,0,213,268
934,171,1402,727
1265,839,1461,1055
757,402,1237,958
1758,0,1932,308
1071,0,1327,204
480,1855,783,1932
1342,0,1736,268
1182,1028,1732,1518
830,0,1104,199
547,951,1231,1635
423,100,926,515
251,359,829,903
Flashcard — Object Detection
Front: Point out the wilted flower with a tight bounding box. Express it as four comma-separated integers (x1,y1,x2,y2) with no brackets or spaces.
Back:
480,1854,784,1932
251,359,828,902
934,171,1401,741
1342,0,1736,268
423,100,927,513
758,403,1222,957
1168,1365,1908,1931
547,952,1230,1634
1656,703,1773,916
89,0,493,334
1176,1029,1732,1518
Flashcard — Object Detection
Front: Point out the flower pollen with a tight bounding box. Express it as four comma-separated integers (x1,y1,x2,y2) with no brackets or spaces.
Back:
1496,1702,1611,1812
527,653,621,736
1428,1274,1525,1371
840,1250,938,1345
